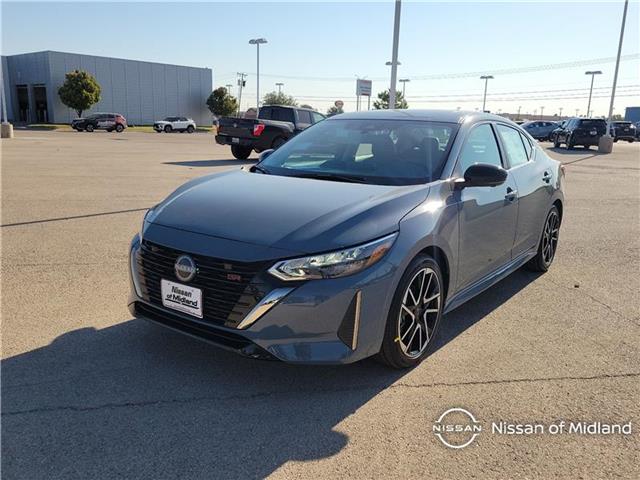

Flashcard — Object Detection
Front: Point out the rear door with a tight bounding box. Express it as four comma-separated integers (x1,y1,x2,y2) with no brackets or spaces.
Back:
495,124,551,257
295,109,313,131
455,122,519,290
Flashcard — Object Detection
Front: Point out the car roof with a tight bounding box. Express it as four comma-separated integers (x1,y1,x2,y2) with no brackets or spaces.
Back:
329,109,513,125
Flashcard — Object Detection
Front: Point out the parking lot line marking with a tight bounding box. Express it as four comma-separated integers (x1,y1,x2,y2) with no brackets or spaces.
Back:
1,207,149,228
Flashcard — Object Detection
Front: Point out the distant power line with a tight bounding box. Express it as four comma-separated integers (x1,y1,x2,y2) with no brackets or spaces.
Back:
215,54,639,83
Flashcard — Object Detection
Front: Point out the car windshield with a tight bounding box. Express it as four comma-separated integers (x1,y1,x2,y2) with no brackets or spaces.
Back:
259,119,458,186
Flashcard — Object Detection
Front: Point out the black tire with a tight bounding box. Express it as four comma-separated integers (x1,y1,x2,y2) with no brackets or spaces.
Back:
377,255,444,369
115,124,124,133
186,125,195,134
628,139,635,143
526,206,561,272
566,135,574,149
553,136,560,148
85,124,94,132
76,128,84,132
164,125,172,133
584,145,590,150
613,138,618,143
231,144,252,160
271,137,287,149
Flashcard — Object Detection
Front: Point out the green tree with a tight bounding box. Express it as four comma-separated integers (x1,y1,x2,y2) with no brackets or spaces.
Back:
262,91,297,106
611,114,623,121
326,105,344,117
372,89,408,110
58,70,101,118
206,87,239,117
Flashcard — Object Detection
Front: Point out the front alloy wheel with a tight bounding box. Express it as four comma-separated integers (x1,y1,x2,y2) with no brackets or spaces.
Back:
378,255,444,368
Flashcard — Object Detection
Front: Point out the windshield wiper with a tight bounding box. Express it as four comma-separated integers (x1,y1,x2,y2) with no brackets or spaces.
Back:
250,165,271,174
291,172,368,184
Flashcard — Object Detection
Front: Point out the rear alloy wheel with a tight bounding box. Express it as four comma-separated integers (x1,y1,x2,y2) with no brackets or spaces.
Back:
378,255,444,369
231,144,252,160
85,124,94,132
527,206,560,272
186,125,195,134
164,125,172,133
115,124,124,133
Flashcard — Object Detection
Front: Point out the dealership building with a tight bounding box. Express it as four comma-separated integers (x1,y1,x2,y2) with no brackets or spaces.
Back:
1,51,213,125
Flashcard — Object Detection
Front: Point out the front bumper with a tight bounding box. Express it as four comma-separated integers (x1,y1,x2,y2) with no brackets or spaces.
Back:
128,228,398,364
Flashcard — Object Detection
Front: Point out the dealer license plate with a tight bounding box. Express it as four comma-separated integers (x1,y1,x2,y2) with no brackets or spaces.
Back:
232,137,240,144
161,279,202,318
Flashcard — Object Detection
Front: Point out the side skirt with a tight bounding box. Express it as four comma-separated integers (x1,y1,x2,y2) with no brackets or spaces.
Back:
443,249,537,314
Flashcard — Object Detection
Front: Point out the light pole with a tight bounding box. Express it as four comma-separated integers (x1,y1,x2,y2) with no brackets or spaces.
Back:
584,70,602,120
249,38,267,117
601,0,629,152
517,105,522,119
276,82,284,94
559,107,563,119
540,106,544,119
575,108,580,117
399,78,410,100
480,75,493,112
387,0,402,109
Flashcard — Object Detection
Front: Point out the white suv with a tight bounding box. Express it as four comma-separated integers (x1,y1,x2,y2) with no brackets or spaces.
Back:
153,117,196,133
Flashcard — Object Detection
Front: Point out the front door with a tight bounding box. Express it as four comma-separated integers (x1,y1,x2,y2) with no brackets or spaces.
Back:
454,123,519,291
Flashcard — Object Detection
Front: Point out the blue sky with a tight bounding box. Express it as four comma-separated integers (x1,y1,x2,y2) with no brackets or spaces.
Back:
2,1,639,116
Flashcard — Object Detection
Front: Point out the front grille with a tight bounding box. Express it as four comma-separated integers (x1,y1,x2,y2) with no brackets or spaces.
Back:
136,239,270,327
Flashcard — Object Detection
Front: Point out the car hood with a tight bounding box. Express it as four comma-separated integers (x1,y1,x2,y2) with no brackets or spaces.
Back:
148,169,430,254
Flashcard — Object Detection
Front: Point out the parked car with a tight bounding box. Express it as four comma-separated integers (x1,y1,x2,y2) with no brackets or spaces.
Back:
129,110,564,368
215,105,326,159
549,120,568,144
521,121,558,141
72,113,127,132
609,121,636,142
153,117,196,133
635,122,640,139
553,118,607,149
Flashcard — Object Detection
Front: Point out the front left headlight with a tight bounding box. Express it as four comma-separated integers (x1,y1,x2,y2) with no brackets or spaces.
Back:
268,233,397,281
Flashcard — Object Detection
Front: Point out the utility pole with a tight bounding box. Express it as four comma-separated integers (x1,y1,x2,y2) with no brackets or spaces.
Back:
585,70,602,120
480,75,493,112
540,106,544,119
575,108,580,117
601,0,629,152
249,38,267,117
517,105,522,120
236,72,247,117
559,107,563,119
276,82,284,94
387,0,402,109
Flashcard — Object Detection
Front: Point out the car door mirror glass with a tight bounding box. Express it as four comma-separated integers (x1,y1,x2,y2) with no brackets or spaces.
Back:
459,163,508,188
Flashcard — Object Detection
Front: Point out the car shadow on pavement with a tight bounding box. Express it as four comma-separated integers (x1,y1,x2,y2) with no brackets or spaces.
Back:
164,158,255,167
2,270,540,479
432,269,541,354
1,318,404,479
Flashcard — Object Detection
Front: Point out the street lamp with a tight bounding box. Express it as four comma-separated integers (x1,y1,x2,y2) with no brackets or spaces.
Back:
249,37,267,116
276,82,284,94
559,107,563,119
480,75,494,112
585,70,602,120
540,106,544,119
387,0,402,109
399,78,410,100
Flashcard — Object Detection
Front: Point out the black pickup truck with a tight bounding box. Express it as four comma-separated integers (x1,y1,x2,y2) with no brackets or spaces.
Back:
215,105,325,159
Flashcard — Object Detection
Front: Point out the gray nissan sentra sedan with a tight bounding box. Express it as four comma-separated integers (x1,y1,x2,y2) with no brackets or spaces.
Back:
128,110,564,368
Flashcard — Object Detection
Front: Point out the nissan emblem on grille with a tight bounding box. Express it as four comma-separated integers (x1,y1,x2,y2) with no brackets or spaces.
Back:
174,255,197,282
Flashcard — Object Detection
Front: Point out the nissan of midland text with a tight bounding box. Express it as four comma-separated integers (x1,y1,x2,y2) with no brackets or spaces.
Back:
128,110,564,368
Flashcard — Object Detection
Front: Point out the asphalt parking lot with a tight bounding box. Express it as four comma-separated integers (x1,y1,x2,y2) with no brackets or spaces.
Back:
2,129,639,479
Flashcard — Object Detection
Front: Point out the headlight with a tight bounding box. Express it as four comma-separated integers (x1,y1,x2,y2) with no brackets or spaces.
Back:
268,233,397,281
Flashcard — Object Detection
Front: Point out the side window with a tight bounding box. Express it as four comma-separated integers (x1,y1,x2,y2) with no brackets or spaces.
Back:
272,107,295,123
259,108,272,120
457,123,502,173
297,110,312,125
312,112,325,123
496,124,529,167
520,132,533,159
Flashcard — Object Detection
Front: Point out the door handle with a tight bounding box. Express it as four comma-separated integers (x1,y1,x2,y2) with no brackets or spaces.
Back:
505,187,518,201
542,172,552,183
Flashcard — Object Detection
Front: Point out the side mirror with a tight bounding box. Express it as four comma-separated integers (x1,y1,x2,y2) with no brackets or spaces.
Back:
455,163,508,189
258,149,274,162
